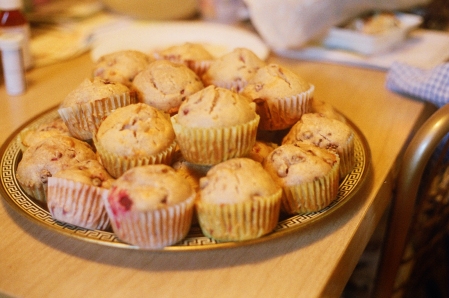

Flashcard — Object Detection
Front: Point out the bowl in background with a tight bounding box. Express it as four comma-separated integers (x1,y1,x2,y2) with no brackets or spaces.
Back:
99,0,198,20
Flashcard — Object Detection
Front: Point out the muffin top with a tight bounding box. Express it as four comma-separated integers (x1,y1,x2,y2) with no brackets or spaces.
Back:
241,63,310,100
16,135,97,188
199,158,280,204
263,143,339,186
282,113,353,153
52,159,115,189
175,85,257,128
107,164,194,212
132,60,204,115
93,50,154,86
60,77,130,108
310,99,346,123
20,117,71,149
155,42,214,62
96,103,175,157
201,47,266,91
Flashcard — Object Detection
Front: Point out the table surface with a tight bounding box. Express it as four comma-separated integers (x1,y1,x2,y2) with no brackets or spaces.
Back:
0,50,435,298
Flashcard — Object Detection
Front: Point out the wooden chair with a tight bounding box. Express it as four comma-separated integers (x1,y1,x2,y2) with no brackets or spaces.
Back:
373,103,449,297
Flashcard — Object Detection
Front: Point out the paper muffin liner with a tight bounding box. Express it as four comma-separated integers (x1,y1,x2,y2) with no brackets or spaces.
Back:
337,131,355,179
58,91,137,141
103,194,195,249
47,177,110,230
19,182,47,204
281,156,340,214
257,84,315,131
196,188,282,242
93,138,177,178
171,115,260,166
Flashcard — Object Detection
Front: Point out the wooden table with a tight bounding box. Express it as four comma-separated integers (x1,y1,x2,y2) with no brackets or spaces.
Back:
0,51,435,298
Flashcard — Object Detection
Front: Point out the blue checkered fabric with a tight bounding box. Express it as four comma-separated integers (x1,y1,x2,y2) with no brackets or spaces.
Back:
386,62,449,108
386,61,449,164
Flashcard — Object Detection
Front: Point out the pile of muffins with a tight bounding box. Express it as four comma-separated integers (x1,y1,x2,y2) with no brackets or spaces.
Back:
15,43,355,249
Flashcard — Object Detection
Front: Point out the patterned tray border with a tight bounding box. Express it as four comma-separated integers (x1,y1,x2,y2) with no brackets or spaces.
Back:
0,107,371,251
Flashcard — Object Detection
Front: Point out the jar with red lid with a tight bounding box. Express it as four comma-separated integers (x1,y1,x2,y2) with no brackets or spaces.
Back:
0,0,33,69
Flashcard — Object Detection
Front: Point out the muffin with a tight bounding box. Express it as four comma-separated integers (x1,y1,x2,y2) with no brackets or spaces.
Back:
19,117,71,153
171,85,260,165
263,143,340,214
241,63,314,131
94,103,177,178
196,158,282,242
282,113,355,177
310,98,346,123
93,50,154,87
58,77,137,140
132,60,204,115
103,164,196,249
247,140,278,163
201,47,266,92
16,135,97,203
154,42,214,77
47,159,114,230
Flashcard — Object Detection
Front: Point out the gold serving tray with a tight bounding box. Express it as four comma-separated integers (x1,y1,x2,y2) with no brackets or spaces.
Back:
0,106,371,251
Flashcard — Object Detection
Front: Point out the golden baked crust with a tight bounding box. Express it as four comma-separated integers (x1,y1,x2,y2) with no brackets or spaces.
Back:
132,60,204,115
19,117,71,152
16,135,97,202
52,159,114,189
175,85,256,128
93,50,154,87
58,78,136,140
155,42,214,63
155,43,214,77
60,78,130,108
103,164,196,248
96,103,175,157
242,63,313,131
263,142,340,214
172,86,259,165
196,158,282,241
264,143,338,186
199,158,280,204
282,113,354,177
94,103,176,177
202,47,266,92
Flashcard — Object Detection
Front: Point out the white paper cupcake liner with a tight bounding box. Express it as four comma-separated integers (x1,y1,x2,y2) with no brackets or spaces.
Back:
257,84,314,131
171,114,260,166
103,194,195,249
58,91,137,140
94,138,177,179
196,188,282,242
281,156,340,214
47,177,110,230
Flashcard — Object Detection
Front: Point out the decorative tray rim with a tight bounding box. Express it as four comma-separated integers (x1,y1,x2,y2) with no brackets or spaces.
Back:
0,105,371,251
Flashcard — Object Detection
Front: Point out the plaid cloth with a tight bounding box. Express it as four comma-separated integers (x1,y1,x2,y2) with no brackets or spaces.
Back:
386,61,449,164
386,62,449,108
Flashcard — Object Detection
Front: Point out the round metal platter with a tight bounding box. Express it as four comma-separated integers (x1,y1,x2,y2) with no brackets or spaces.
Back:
0,106,371,251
